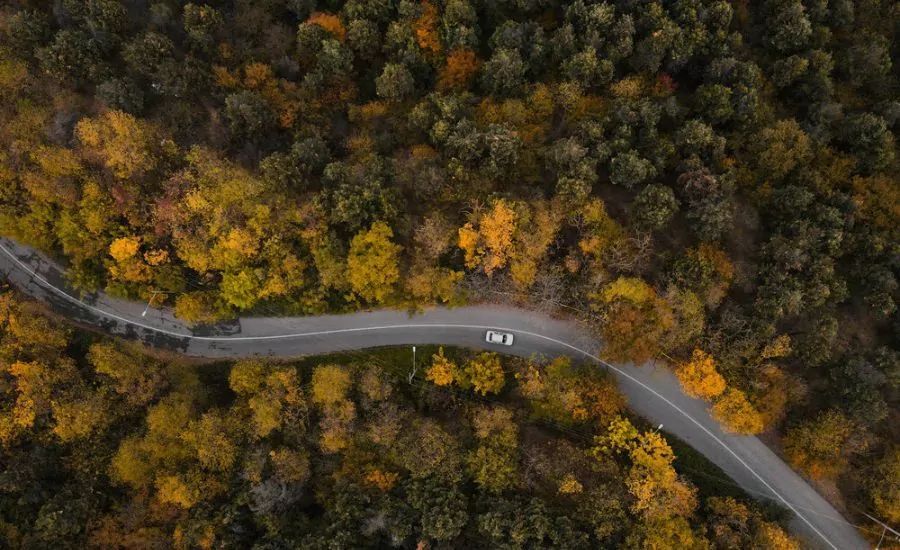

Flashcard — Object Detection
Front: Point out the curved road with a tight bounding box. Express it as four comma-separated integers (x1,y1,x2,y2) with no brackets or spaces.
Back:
0,237,869,549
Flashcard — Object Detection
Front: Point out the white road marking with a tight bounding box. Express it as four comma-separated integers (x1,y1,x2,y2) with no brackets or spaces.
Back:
0,241,840,549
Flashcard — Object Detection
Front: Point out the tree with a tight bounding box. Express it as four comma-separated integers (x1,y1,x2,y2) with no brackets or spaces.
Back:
174,292,226,325
311,364,351,407
375,63,414,100
220,269,261,310
89,342,167,406
426,347,457,386
346,221,402,304
261,136,330,189
51,392,108,442
631,184,679,232
610,152,656,188
305,12,346,41
783,409,860,480
230,361,306,438
406,266,464,304
476,496,559,547
764,0,812,54
270,447,311,484
548,137,597,205
696,83,734,124
347,19,381,58
706,496,800,549
467,406,519,493
482,124,522,180
316,157,400,232
463,352,506,395
406,478,468,541
398,419,463,481
75,111,159,179
594,417,698,520
842,32,892,91
669,244,734,307
224,90,275,139
155,474,201,509
182,411,238,472
868,448,900,524
481,48,526,96
38,30,106,84
756,119,811,181
183,4,223,52
675,349,726,400
711,388,764,435
458,199,517,276
840,113,895,173
438,49,479,91
593,277,674,363
467,443,519,493
7,10,51,57
517,356,625,426
828,356,888,424
122,31,175,77
96,77,144,113
624,516,708,550
674,119,724,165
684,189,733,242
318,398,356,453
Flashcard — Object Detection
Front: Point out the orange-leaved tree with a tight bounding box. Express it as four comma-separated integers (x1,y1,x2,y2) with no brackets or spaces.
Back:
437,49,479,91
675,348,726,400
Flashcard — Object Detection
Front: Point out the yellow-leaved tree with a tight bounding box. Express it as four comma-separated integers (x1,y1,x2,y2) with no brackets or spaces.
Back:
426,347,457,386
462,352,506,395
229,361,306,439
51,392,109,442
593,416,698,519
458,198,563,290
711,388,765,435
75,110,160,179
310,364,355,453
466,406,519,493
310,364,351,406
459,198,517,276
346,221,402,304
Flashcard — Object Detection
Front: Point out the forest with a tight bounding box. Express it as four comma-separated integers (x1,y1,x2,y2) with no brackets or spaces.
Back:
0,0,896,544
0,287,806,547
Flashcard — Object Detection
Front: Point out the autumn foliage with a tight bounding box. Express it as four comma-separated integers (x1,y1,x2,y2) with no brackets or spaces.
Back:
306,12,346,41
437,49,479,91
0,0,896,539
676,349,726,400
459,199,517,276
783,409,859,480
711,388,765,435
0,290,810,547
426,346,456,386
413,1,441,55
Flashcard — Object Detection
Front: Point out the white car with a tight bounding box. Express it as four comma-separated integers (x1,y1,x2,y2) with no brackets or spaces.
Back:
485,330,514,346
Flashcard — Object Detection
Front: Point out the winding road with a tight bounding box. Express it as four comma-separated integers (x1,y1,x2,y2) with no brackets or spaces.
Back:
0,237,870,549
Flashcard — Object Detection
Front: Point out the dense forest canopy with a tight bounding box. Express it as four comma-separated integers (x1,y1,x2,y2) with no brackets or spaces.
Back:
0,288,806,548
0,0,897,544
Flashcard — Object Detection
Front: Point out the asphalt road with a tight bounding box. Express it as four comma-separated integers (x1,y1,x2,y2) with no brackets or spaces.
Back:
0,237,870,549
